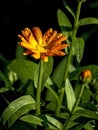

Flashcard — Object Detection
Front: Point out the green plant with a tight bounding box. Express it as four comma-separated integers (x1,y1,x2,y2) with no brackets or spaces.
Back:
0,0,98,130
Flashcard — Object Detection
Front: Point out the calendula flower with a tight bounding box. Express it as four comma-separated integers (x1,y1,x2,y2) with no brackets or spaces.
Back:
18,27,68,62
80,69,92,83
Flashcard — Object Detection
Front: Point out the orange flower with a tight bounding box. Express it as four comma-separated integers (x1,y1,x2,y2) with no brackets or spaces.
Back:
18,27,68,62
80,69,92,83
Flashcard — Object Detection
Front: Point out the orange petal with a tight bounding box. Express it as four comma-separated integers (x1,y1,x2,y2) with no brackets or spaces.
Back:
47,30,57,44
23,50,32,55
43,28,53,44
32,27,42,45
46,50,65,56
51,44,69,51
52,35,67,44
31,53,40,59
41,54,48,62
22,28,32,39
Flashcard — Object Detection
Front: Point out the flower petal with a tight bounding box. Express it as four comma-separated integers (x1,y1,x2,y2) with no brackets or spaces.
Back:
41,54,48,62
43,28,53,44
47,30,57,44
31,53,41,59
32,27,42,45
22,28,32,39
46,50,65,56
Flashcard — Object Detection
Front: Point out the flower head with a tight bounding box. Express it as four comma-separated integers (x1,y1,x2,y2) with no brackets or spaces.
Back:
80,69,92,83
18,27,68,62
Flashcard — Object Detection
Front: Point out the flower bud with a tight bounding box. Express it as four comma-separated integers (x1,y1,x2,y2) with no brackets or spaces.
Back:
79,69,92,84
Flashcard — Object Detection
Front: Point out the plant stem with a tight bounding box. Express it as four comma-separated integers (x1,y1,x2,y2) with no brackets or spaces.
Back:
45,84,60,105
62,1,84,129
1,94,9,105
55,1,83,115
72,84,85,113
64,1,82,79
55,87,65,114
63,83,86,130
36,60,43,114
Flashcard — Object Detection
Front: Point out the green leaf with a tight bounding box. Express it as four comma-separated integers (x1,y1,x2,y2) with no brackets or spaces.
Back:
0,70,14,91
52,56,67,88
20,115,43,126
7,59,37,84
45,115,63,130
84,122,95,130
45,78,59,111
34,57,53,88
1,95,36,127
79,17,98,26
73,37,84,63
15,45,26,59
0,87,9,93
8,71,18,85
81,86,91,103
57,9,72,38
63,0,75,19
20,114,63,130
65,78,76,112
75,109,98,120
52,57,75,88
69,65,98,81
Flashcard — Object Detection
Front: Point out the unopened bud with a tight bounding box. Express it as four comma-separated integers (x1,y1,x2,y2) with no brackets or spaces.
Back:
80,69,92,84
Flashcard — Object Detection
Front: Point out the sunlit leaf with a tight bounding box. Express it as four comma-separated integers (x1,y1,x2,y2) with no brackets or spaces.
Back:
20,114,63,130
45,115,63,130
7,59,37,84
75,109,98,120
0,87,9,93
81,86,91,103
20,115,43,126
65,78,76,112
79,17,98,26
84,122,95,130
1,95,36,127
57,9,72,38
73,37,84,63
8,71,18,85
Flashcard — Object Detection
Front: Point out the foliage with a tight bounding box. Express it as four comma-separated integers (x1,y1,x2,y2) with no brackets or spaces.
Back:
0,0,98,130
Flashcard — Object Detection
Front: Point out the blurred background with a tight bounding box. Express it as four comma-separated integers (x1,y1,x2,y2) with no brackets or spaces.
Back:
0,0,98,65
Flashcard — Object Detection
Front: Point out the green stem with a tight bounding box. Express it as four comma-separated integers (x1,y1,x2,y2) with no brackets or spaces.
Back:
1,94,9,105
62,1,83,129
55,1,83,115
55,87,65,114
65,0,82,79
45,84,60,105
36,60,43,114
72,84,85,113
63,83,86,130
